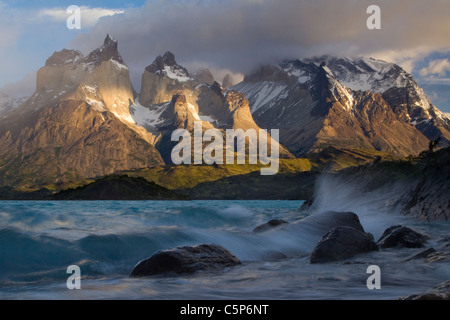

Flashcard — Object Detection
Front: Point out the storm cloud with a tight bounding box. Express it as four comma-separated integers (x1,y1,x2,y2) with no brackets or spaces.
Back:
68,0,450,87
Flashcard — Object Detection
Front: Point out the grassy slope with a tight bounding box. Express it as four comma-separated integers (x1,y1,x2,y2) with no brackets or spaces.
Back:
121,158,315,190
0,147,400,199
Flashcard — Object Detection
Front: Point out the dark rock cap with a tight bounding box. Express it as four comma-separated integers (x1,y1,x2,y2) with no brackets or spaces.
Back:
145,51,189,77
84,34,124,66
45,49,83,67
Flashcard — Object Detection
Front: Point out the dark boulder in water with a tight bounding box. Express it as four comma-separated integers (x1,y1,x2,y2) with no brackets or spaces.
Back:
253,219,289,233
377,226,430,249
130,244,241,277
310,226,379,264
298,211,366,234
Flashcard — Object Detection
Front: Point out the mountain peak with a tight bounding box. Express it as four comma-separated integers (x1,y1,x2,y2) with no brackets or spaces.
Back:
104,34,117,48
84,34,123,66
145,52,191,82
192,68,215,85
162,51,176,66
45,49,83,67
146,51,180,72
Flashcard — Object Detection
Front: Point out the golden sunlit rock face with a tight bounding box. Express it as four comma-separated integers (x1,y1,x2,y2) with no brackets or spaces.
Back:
0,36,164,187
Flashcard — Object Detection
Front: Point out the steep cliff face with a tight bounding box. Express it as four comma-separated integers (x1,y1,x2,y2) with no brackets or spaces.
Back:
232,56,450,157
0,35,164,187
303,147,450,221
402,148,450,221
139,52,197,106
134,53,294,164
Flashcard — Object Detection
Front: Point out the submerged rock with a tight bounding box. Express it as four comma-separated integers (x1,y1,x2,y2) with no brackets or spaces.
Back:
130,244,241,277
377,226,430,249
425,251,450,263
310,226,379,264
253,219,289,233
400,281,450,300
260,250,288,261
404,248,436,262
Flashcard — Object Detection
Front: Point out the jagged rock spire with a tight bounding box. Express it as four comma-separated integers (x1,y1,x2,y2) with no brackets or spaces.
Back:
145,51,189,76
84,34,124,65
104,34,117,47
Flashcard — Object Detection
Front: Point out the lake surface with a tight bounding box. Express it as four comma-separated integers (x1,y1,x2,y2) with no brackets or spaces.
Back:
0,200,449,300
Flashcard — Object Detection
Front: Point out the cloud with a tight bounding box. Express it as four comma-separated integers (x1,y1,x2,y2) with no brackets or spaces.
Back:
420,59,450,77
39,6,124,28
67,0,450,89
0,70,36,98
0,3,124,88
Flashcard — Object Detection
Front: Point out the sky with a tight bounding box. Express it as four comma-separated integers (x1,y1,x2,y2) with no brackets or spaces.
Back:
0,0,449,112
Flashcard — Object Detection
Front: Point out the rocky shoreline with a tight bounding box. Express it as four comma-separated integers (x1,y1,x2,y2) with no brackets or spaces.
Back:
129,210,450,299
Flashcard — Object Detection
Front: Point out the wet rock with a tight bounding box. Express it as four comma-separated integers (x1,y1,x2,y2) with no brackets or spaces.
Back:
437,235,450,250
297,211,366,234
400,281,450,300
253,219,288,233
299,198,314,211
377,226,430,249
404,248,436,262
310,226,379,264
260,250,288,261
130,244,241,277
425,251,450,263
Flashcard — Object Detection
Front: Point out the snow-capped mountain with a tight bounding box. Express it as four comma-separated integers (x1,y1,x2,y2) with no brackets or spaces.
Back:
1,35,449,187
232,56,450,156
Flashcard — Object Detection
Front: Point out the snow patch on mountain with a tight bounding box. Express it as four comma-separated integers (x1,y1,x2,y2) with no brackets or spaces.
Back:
232,81,287,113
110,59,129,71
187,103,201,121
82,84,98,96
112,110,135,124
282,64,311,84
85,97,106,112
315,56,412,93
323,66,354,111
199,114,217,124
163,66,191,82
0,93,27,114
130,101,167,127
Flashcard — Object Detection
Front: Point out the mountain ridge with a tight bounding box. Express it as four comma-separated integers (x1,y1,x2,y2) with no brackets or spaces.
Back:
232,56,450,157
0,35,449,190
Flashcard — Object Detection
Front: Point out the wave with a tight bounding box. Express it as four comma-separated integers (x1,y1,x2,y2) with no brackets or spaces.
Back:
0,198,427,287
